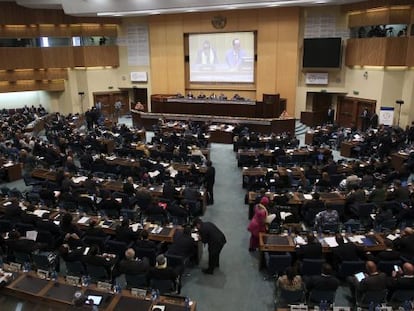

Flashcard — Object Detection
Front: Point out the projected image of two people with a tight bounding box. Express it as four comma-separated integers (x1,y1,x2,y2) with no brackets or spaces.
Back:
190,32,254,83
196,38,249,70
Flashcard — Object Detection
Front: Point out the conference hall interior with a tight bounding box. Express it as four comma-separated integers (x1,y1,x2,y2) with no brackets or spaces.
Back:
0,0,414,310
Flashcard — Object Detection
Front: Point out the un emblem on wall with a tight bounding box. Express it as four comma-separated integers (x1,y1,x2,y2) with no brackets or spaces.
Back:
211,15,227,29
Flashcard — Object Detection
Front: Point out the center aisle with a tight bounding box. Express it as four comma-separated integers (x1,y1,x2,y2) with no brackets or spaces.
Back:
182,143,274,311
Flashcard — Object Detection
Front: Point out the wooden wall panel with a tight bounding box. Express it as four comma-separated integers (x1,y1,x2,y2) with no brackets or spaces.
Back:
407,37,414,67
342,1,413,12
0,69,67,82
385,37,408,66
149,8,299,114
73,46,119,67
360,38,386,65
0,2,120,25
389,7,411,24
411,7,414,23
0,80,64,92
274,8,300,116
0,48,41,69
41,47,74,68
348,6,411,27
345,39,361,66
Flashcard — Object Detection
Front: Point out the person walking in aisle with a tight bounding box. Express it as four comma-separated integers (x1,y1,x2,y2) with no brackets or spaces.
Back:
194,218,226,275
204,160,215,205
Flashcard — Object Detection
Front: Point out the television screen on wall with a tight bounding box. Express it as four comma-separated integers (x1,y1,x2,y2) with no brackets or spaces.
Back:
188,32,255,83
302,37,342,68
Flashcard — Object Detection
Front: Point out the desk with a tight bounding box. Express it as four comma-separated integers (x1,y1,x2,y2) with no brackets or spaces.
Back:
1,161,21,181
391,152,408,171
340,141,359,158
2,273,197,311
32,168,57,181
258,232,386,270
288,191,345,205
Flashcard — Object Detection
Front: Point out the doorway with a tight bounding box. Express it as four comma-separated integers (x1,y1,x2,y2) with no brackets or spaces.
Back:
337,96,376,129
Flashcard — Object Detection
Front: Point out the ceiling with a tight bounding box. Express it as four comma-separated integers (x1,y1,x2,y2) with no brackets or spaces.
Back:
0,0,365,17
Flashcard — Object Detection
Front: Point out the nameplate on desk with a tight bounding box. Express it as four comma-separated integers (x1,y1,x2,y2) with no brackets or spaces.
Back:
131,287,147,298
290,304,308,311
37,269,49,279
97,281,112,292
66,275,80,286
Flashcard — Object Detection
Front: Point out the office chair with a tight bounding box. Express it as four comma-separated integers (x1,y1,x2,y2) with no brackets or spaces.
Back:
388,289,414,309
276,286,306,308
104,240,129,260
125,272,148,289
377,260,402,276
65,260,86,277
356,289,388,309
266,252,292,278
85,263,110,283
149,278,177,295
301,259,324,276
337,260,366,279
134,247,157,267
308,289,337,306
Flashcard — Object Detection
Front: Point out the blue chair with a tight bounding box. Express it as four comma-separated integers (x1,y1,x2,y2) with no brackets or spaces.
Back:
134,247,157,267
308,289,337,306
85,263,110,282
389,289,414,309
266,252,292,277
301,259,324,276
125,273,148,289
65,260,86,277
149,278,177,295
357,289,388,309
104,240,129,260
337,260,366,279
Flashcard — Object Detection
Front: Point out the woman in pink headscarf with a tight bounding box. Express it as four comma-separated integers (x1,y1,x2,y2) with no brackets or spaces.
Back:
247,196,270,251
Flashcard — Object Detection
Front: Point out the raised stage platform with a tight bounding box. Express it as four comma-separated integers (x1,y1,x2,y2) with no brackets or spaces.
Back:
131,110,295,137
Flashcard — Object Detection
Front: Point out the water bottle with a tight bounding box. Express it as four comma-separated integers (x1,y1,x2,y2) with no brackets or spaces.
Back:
81,275,89,287
113,283,121,294
151,288,158,303
51,270,58,282
185,296,191,311
23,261,30,273
319,300,328,311
374,304,381,311
347,226,352,235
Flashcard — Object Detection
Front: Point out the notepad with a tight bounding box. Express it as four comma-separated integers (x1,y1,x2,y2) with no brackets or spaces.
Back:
303,194,313,200
130,223,143,232
77,216,90,224
324,236,339,248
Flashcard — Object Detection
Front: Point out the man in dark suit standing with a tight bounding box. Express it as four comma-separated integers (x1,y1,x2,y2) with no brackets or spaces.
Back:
204,160,215,205
194,218,226,275
327,106,335,124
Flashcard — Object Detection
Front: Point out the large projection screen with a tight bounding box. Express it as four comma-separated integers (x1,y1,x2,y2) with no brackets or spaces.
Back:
189,32,255,83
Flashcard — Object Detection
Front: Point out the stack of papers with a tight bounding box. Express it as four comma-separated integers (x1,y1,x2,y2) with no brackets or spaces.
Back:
130,223,143,232
386,234,399,241
280,212,292,221
348,235,365,244
294,236,307,245
26,230,38,241
33,209,49,218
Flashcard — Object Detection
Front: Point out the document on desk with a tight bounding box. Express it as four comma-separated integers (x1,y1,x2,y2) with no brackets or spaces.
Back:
280,212,292,221
324,236,339,248
294,236,307,245
303,194,313,200
72,176,88,184
348,235,365,244
32,209,49,218
386,234,399,241
26,230,38,241
77,216,90,224
151,227,163,234
3,162,14,167
129,223,143,232
148,170,160,178
105,156,116,161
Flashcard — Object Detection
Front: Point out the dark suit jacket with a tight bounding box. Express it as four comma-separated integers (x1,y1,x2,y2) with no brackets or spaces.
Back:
118,258,150,275
357,272,388,292
389,275,414,291
198,221,226,252
394,234,414,259
115,225,138,243
332,243,362,262
168,233,196,258
306,274,340,291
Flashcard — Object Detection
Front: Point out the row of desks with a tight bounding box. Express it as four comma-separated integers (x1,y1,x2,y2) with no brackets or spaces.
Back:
1,272,196,311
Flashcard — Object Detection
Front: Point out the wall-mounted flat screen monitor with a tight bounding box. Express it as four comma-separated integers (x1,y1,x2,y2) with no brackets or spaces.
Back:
302,37,342,68
189,32,255,83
